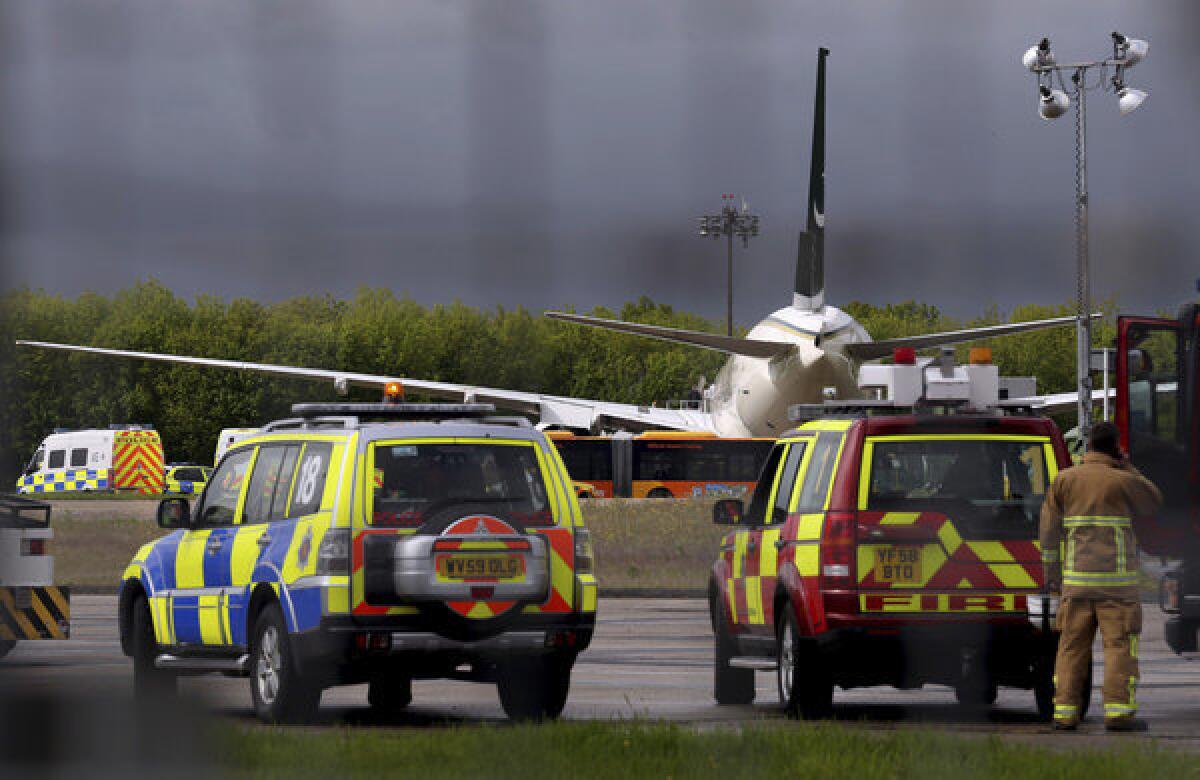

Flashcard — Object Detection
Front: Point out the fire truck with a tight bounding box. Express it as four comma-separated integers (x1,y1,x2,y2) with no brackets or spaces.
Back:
0,494,70,657
1115,306,1200,653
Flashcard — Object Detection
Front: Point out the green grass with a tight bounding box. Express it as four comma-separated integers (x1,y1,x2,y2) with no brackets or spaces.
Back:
582,498,725,590
217,720,1195,779
35,491,173,500
51,509,161,586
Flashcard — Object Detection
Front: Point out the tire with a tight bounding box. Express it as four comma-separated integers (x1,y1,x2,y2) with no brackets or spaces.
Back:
954,678,998,710
713,599,754,705
496,654,573,722
130,594,176,702
368,673,413,713
646,488,673,499
249,603,321,724
0,639,15,659
777,607,833,719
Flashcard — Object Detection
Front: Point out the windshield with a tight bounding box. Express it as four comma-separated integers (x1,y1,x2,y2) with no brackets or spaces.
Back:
867,438,1050,539
371,442,554,527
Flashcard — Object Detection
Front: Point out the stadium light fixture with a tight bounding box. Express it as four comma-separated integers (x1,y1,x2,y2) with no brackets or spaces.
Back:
1020,33,1150,443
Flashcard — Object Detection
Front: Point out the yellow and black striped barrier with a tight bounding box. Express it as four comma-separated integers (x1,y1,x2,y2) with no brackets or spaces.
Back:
0,586,70,641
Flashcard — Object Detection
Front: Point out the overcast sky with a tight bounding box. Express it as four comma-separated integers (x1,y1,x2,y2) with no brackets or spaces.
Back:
2,1,1197,324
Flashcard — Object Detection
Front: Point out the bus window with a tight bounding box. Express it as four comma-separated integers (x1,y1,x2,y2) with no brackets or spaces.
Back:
554,438,612,482
634,443,687,481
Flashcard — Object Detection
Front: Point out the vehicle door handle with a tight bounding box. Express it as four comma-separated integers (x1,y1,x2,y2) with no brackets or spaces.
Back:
256,534,272,547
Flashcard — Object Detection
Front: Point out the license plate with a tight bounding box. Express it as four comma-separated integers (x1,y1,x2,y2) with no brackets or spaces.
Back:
437,555,523,580
874,546,921,583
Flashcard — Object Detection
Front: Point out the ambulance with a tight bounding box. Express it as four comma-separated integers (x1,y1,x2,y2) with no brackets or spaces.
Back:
16,426,165,495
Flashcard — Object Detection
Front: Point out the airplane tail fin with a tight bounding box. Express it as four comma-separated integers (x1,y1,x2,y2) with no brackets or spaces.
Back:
545,312,794,360
793,47,828,312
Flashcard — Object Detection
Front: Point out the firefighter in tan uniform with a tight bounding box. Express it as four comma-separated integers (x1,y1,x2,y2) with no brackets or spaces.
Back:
1040,421,1162,731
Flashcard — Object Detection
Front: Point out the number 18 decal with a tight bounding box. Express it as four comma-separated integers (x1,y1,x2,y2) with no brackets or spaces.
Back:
296,454,324,505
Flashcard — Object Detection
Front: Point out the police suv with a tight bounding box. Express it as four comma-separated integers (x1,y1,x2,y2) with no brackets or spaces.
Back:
119,403,597,723
709,348,1085,720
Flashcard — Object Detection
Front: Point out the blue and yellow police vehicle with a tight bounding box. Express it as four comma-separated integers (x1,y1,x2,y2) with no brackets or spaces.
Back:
118,402,597,723
164,463,211,496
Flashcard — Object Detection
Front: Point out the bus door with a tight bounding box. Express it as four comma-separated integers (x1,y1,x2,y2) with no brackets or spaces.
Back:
1116,315,1196,555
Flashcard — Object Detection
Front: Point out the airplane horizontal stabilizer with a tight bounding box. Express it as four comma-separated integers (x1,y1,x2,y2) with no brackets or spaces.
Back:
545,312,795,359
843,314,1099,361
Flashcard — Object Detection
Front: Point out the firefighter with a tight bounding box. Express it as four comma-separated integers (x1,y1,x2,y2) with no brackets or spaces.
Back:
1040,421,1162,731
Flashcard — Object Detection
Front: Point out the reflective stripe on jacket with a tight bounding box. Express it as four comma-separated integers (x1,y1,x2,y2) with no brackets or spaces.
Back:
1039,452,1162,600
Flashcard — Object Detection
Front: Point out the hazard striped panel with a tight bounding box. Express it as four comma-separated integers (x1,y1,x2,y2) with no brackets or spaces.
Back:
855,511,1042,611
112,430,165,494
0,586,70,640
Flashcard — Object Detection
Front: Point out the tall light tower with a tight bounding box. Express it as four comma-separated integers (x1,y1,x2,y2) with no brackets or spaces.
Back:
698,194,760,337
1021,32,1149,444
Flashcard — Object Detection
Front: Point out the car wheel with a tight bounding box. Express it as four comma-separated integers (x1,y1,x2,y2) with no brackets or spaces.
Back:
646,488,673,499
131,594,176,701
368,673,413,712
713,598,754,705
0,639,15,659
249,603,320,724
496,654,572,722
777,607,832,719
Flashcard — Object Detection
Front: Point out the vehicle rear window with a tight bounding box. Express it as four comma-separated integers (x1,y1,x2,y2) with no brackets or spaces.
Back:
866,438,1049,539
371,442,553,527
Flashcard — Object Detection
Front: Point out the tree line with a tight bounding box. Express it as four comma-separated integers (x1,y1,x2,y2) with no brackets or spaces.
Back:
0,280,1111,483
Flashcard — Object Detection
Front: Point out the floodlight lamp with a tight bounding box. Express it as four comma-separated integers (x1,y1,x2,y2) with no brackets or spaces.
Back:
1117,86,1148,116
1038,86,1069,120
1022,38,1054,71
1117,36,1149,67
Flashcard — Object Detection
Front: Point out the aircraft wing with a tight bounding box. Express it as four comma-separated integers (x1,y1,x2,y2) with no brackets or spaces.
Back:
843,314,1100,362
544,312,795,359
14,339,716,434
1013,381,1175,416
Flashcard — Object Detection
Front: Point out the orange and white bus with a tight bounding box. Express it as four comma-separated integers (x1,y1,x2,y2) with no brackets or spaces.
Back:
547,431,773,499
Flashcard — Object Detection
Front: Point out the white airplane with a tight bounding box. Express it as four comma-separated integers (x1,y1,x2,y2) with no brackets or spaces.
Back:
16,48,1084,438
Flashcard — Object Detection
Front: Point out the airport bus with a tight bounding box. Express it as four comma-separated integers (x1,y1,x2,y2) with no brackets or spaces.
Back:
547,431,774,499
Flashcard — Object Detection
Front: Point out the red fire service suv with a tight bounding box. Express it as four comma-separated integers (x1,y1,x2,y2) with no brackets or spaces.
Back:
709,348,1085,719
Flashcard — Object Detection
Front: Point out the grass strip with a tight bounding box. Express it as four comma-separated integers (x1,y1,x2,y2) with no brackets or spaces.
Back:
218,720,1194,780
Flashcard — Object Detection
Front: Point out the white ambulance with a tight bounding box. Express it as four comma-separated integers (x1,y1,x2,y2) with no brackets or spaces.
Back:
16,426,165,495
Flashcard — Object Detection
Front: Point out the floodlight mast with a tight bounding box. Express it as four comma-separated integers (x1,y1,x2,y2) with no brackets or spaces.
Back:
1021,33,1149,446
697,195,761,337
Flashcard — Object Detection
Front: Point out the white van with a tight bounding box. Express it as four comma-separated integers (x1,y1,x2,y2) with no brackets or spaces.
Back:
214,427,259,465
17,426,165,495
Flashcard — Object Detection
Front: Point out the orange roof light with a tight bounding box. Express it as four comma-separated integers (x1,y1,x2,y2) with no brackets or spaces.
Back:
383,381,405,403
969,347,993,365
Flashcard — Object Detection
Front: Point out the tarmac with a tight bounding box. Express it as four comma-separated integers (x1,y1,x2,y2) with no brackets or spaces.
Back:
3,595,1200,751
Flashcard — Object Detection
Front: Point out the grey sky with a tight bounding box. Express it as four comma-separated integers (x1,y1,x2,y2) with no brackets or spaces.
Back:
2,1,1197,323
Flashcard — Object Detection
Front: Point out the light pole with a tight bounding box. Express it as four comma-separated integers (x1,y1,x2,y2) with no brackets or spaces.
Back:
1022,33,1149,445
698,194,760,337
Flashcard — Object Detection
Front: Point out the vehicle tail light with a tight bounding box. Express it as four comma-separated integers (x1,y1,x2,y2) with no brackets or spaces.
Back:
21,538,46,556
820,511,857,588
574,529,594,574
315,529,350,575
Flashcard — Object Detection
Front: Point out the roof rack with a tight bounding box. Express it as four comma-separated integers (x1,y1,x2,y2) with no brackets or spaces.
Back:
0,493,51,529
789,399,1038,423
261,403,531,433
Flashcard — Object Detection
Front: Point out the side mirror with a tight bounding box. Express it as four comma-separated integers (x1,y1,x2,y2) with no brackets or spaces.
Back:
713,499,744,526
157,497,191,529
